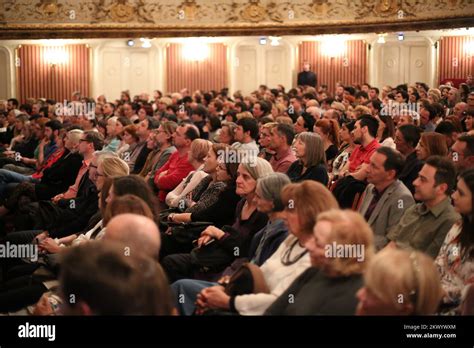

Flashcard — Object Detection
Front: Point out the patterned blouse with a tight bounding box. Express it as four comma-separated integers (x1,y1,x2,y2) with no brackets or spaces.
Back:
435,223,474,314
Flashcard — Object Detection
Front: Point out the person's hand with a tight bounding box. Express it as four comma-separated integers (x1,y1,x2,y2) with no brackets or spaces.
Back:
202,226,225,240
200,286,230,310
52,194,64,204
158,170,168,179
197,235,212,248
39,238,61,254
33,231,49,244
32,294,54,316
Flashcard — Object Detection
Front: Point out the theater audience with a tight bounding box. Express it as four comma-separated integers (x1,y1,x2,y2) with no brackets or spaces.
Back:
162,158,272,281
194,181,338,315
172,172,290,315
386,156,460,258
266,210,373,315
356,249,443,315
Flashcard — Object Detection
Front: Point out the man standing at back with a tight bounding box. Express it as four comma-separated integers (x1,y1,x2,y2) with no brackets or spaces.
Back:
297,61,317,88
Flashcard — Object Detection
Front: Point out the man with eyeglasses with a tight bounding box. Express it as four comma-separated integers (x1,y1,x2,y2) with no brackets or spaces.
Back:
51,131,104,204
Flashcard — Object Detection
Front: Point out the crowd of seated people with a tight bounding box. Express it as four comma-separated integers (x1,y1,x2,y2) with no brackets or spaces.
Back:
0,77,473,316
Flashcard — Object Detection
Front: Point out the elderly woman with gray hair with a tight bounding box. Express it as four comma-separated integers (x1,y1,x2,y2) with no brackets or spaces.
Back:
171,172,291,315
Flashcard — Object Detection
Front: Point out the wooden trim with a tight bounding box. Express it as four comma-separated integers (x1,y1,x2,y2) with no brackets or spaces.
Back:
0,17,472,40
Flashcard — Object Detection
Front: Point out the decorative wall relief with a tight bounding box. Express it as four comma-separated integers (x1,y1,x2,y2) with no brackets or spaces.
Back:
0,0,472,38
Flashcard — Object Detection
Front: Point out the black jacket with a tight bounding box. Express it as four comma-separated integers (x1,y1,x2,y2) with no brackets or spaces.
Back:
35,150,83,200
297,71,317,87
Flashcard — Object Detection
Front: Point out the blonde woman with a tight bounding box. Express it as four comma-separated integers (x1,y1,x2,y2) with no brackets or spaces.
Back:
356,248,442,315
165,139,212,208
266,209,373,315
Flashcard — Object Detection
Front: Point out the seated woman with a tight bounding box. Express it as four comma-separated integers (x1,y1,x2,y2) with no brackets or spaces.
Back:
415,132,448,161
314,119,340,167
265,209,373,315
165,139,211,208
160,146,243,257
330,120,355,184
435,168,474,315
162,158,274,281
286,132,328,185
119,125,141,172
194,181,338,315
172,172,291,315
356,248,442,315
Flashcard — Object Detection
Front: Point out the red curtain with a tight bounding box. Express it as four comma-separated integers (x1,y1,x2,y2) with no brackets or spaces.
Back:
17,44,90,103
298,40,367,93
438,36,474,85
166,43,227,93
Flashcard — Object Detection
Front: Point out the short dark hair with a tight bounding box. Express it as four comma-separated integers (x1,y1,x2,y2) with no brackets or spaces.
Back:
370,87,380,95
60,242,173,315
256,101,271,115
235,101,247,112
358,115,379,138
83,131,104,151
396,90,408,101
369,99,383,112
145,117,159,130
300,112,316,131
397,124,421,148
425,155,456,194
376,147,405,177
7,98,19,108
182,124,199,141
275,123,295,146
355,91,369,100
435,121,457,136
422,104,437,120
457,135,474,157
236,117,259,140
19,103,32,114
192,105,208,119
208,115,222,132
45,120,63,132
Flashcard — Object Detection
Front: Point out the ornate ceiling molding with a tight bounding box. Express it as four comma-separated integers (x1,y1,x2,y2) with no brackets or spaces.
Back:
0,0,473,39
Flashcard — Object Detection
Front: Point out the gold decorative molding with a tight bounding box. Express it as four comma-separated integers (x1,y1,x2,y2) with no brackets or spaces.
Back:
0,0,472,39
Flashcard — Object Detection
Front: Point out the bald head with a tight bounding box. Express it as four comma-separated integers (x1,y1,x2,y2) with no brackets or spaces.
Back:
104,214,160,259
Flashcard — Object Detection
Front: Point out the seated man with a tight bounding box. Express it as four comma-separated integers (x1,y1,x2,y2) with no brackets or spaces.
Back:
268,123,297,173
154,123,198,205
59,241,173,315
358,147,415,250
386,156,460,258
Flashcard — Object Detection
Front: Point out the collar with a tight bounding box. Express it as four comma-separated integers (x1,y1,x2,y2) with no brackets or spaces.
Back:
274,147,292,161
361,139,379,151
416,197,451,218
